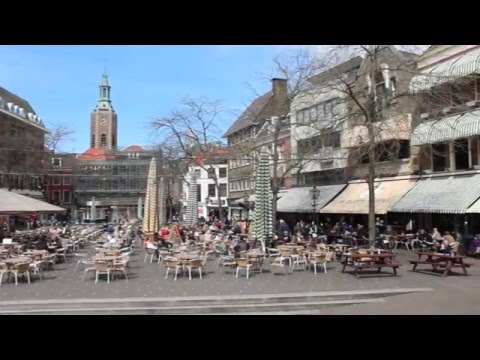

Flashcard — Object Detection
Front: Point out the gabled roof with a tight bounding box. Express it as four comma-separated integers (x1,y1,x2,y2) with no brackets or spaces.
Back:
398,50,420,64
0,86,36,115
77,147,116,160
223,92,272,137
308,56,363,85
356,46,419,76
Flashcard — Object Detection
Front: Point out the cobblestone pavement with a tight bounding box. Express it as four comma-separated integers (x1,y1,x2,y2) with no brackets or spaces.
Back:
1,247,479,314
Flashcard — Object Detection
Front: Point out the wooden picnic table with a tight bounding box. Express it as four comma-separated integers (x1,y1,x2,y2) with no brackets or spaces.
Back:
341,252,401,278
410,251,472,277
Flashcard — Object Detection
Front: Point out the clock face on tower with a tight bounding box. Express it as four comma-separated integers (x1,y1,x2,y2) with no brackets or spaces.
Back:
100,118,107,126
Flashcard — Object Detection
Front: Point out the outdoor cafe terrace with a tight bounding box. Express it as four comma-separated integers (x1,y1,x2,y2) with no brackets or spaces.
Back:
0,224,479,304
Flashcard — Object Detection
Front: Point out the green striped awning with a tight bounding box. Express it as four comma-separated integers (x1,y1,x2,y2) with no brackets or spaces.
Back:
276,184,346,213
411,110,480,146
390,174,480,214
410,49,480,93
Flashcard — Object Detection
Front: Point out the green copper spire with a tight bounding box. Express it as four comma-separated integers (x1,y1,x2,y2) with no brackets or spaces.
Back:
97,69,112,110
102,66,109,86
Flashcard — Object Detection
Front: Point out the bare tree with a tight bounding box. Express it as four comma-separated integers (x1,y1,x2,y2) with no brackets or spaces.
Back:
265,45,421,241
316,45,419,241
45,122,75,153
150,97,229,222
240,48,330,223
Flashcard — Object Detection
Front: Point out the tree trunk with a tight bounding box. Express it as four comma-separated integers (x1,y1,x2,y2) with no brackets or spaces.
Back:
217,191,224,222
367,113,377,243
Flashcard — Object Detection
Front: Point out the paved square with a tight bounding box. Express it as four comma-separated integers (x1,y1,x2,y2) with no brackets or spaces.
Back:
1,247,479,314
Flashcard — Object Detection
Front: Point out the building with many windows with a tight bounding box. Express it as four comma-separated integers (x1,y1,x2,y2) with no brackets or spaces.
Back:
391,45,480,234
0,86,48,200
223,78,289,220
45,152,76,219
181,145,229,221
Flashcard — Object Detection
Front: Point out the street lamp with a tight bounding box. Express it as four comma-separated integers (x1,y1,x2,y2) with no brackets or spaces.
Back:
242,195,254,219
309,185,321,224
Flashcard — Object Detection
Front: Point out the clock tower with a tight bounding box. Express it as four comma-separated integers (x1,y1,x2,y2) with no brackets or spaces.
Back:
90,70,118,149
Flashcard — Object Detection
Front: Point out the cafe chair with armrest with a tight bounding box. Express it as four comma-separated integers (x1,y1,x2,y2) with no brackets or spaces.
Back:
10,262,30,285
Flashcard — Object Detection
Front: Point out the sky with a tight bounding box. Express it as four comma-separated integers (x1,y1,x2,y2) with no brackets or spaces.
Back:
0,45,311,153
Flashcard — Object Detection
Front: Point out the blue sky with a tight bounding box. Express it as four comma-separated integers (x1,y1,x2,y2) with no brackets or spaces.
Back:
0,45,312,153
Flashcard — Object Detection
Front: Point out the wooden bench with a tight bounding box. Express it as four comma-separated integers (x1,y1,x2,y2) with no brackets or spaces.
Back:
410,258,473,276
410,260,472,267
342,261,402,278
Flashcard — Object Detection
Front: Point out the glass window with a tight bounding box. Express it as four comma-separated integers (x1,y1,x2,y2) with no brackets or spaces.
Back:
219,184,227,197
197,184,202,202
297,110,304,125
208,184,216,197
219,168,227,178
63,190,71,203
52,176,61,185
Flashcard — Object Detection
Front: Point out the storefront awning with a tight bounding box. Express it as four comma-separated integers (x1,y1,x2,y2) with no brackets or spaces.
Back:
390,174,480,214
320,178,417,215
0,189,66,214
411,110,480,146
277,184,346,213
466,198,480,213
410,49,480,93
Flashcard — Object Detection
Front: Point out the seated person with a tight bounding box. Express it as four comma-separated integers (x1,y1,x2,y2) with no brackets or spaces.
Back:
51,236,63,249
416,229,434,249
153,232,170,249
36,239,50,252
237,238,248,252
216,240,228,255
104,234,117,247
443,231,455,245
469,234,480,255
267,235,277,249
431,227,443,243
438,239,452,254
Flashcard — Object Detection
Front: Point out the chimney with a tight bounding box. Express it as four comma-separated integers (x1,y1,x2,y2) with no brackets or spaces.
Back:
271,78,287,98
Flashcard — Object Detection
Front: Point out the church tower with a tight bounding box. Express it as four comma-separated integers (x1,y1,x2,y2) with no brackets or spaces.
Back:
90,70,118,149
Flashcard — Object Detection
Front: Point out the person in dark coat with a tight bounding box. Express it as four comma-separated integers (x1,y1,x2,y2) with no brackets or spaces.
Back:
276,219,291,234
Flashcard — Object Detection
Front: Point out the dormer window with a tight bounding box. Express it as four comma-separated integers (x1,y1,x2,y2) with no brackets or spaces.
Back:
52,158,62,167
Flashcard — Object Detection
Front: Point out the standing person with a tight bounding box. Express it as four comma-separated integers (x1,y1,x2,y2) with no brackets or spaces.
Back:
276,219,291,235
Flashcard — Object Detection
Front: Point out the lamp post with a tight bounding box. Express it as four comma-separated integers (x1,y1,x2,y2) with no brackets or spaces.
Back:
243,195,254,220
309,185,320,225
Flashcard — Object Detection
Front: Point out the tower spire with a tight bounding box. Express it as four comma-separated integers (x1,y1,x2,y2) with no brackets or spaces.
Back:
97,69,112,110
102,66,109,86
